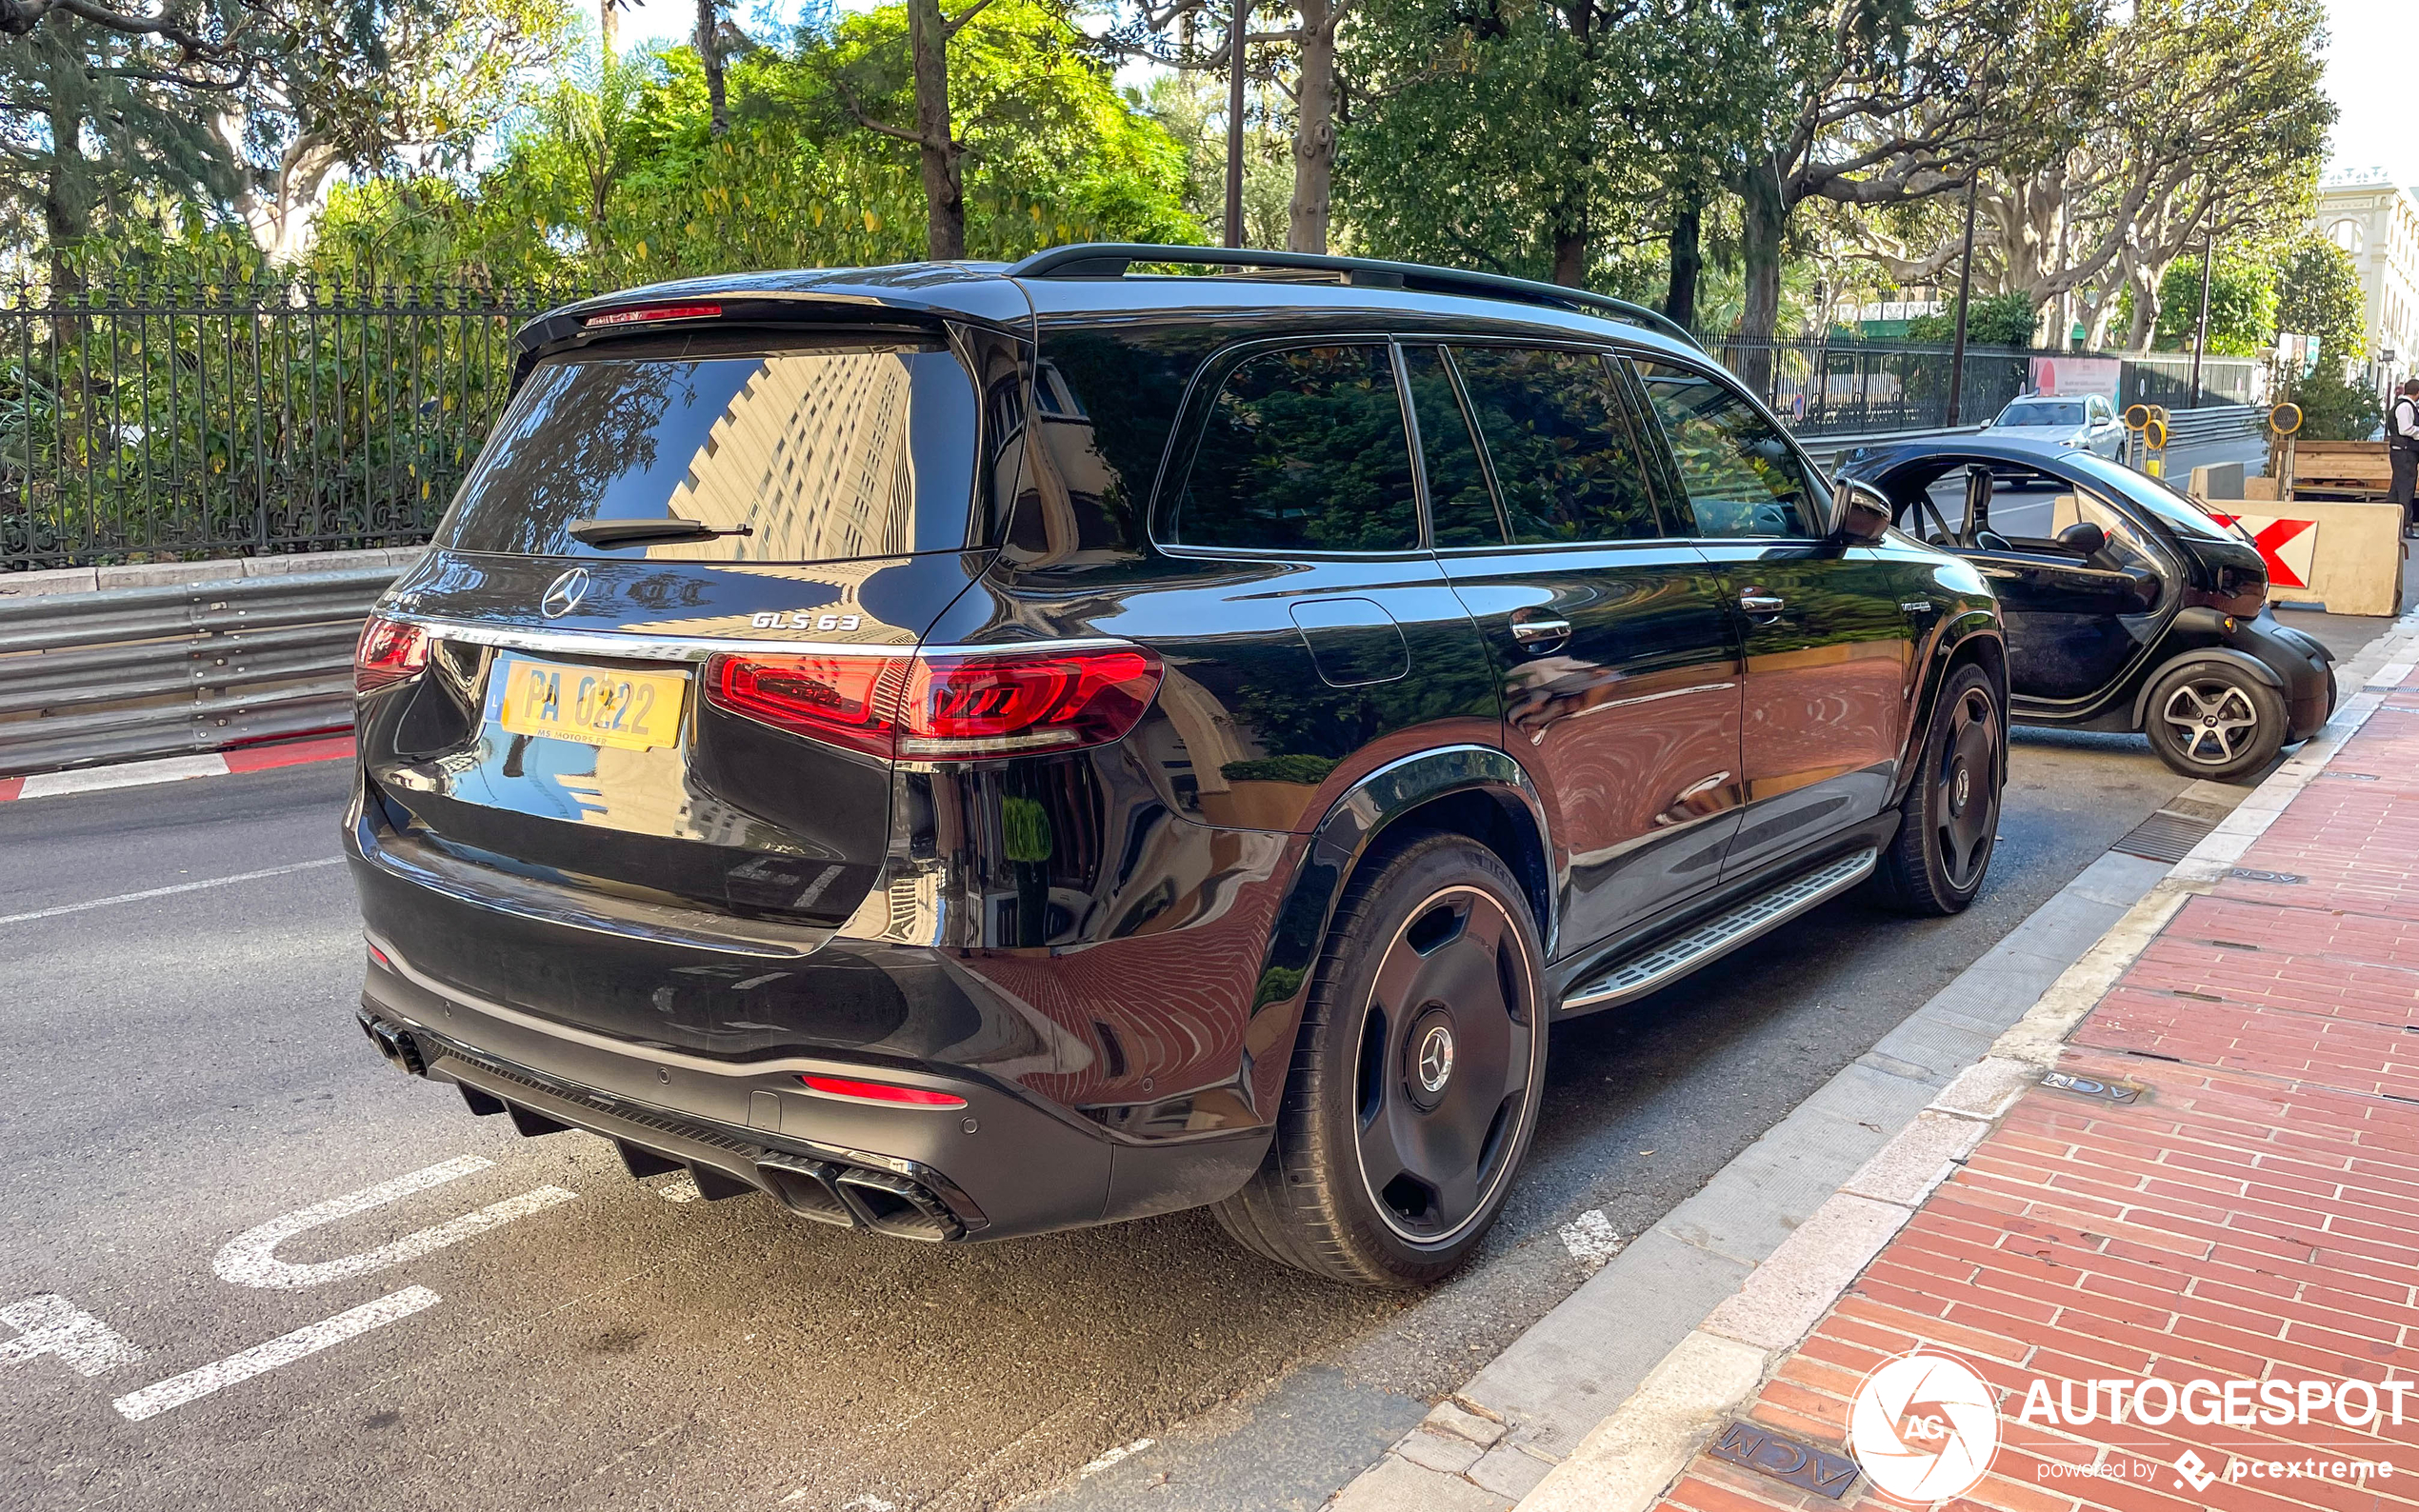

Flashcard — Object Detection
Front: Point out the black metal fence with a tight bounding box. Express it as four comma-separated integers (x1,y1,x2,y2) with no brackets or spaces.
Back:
1713,338,2265,438
1,283,2272,571
1,282,578,572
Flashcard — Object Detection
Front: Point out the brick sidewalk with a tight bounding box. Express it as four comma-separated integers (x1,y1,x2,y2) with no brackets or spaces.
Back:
1642,678,2419,1512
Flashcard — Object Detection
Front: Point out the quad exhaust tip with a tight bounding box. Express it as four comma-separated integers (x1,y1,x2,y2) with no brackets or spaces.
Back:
449,1067,969,1242
356,1012,429,1077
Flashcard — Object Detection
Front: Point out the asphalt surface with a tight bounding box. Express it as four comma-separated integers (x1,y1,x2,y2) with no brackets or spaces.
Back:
1,467,2395,1512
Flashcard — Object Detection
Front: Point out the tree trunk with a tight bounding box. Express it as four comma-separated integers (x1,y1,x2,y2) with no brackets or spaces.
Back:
2122,258,2161,349
43,74,89,295
1736,153,1789,396
1664,183,1703,332
909,0,965,259
601,0,617,65
1288,0,1337,253
695,0,728,135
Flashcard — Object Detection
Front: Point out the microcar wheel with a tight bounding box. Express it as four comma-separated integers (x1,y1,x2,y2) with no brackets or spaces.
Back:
2144,662,2286,782
1212,834,1547,1287
1875,662,2002,916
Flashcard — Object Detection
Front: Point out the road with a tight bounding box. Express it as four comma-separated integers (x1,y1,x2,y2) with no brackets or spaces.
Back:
0,583,2389,1512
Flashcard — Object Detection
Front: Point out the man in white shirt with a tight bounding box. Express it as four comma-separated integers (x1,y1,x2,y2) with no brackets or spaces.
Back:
2392,379,2419,529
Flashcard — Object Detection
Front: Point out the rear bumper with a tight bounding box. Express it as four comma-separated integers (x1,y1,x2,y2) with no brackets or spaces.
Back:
355,940,1265,1243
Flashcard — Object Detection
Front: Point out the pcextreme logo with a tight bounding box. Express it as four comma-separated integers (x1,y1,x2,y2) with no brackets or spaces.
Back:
1849,1350,2001,1502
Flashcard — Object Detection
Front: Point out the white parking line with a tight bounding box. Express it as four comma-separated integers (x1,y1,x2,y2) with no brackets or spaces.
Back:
110,1287,439,1422
0,857,344,926
214,1155,577,1289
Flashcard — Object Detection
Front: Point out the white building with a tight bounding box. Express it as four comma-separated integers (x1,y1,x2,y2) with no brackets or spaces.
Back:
2314,169,2419,396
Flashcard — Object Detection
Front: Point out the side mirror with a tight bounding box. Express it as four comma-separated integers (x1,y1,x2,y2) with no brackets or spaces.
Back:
2056,521,2108,556
1829,482,1892,547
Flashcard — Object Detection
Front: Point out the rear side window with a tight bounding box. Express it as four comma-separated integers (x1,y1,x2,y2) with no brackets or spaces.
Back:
1402,346,1504,547
435,341,979,561
1167,344,1420,553
1449,346,1663,544
1631,360,1819,539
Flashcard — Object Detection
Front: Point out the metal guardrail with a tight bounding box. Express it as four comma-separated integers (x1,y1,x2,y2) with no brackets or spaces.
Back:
0,565,392,776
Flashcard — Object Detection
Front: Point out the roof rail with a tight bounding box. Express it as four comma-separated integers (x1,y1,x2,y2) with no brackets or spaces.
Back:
1005,243,1702,351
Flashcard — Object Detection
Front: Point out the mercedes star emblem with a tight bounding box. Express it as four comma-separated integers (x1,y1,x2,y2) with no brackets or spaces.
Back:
1416,1025,1455,1095
541,567,590,619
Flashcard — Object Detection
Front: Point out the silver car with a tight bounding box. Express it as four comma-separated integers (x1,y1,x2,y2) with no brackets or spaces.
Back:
1982,393,2125,459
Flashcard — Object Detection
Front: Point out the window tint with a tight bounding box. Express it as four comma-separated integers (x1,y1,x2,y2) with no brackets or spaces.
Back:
1402,346,1505,547
1170,344,1419,553
1450,346,1662,544
1632,360,1818,539
436,344,977,561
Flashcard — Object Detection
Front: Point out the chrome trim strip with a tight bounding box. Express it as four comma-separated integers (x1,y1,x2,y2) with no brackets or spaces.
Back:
387,614,1135,664
1559,847,1877,1014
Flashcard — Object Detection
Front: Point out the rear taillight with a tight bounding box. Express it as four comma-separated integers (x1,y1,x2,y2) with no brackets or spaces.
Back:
704,644,1161,761
583,303,723,328
354,616,430,692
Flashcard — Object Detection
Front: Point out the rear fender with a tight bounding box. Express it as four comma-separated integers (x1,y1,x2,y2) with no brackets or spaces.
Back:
1237,746,1549,1119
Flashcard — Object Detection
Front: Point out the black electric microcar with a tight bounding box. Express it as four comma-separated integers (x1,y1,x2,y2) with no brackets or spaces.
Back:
1838,438,2334,781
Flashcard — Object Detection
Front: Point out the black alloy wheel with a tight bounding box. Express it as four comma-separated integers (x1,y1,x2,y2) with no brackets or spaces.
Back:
1876,661,2002,916
2144,662,2286,782
1213,834,1548,1286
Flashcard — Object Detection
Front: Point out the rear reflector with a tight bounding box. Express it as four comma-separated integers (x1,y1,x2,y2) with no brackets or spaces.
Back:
354,616,430,692
797,1073,969,1109
704,643,1161,761
583,303,723,328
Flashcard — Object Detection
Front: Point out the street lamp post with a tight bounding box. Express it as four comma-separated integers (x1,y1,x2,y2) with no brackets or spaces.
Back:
1224,0,1249,249
1946,169,1980,428
2189,238,2213,408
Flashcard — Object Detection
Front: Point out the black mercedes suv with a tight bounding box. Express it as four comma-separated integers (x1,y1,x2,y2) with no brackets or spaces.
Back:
347,245,2006,1286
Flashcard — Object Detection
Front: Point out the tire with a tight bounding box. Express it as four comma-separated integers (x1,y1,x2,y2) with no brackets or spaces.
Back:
1212,833,1548,1287
1875,661,2003,917
2143,660,2287,782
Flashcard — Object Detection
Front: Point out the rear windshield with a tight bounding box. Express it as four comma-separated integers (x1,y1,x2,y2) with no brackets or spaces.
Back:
434,341,980,561
1999,401,2084,427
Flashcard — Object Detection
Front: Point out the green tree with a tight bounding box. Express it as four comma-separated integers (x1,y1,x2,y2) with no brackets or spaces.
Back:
2148,253,2276,355
2280,366,2380,442
1907,290,2037,346
2272,229,2364,362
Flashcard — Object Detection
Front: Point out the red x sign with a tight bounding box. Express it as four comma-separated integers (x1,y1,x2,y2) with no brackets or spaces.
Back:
2206,513,2317,590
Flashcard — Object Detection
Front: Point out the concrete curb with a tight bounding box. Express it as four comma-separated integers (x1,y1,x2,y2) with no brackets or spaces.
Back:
1502,609,2419,1512
0,545,427,601
0,732,355,804
1324,607,2419,1512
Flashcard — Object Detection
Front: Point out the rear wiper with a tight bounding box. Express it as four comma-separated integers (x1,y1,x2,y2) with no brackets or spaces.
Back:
568,517,754,547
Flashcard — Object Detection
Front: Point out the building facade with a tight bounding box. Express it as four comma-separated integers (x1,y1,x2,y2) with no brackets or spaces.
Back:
2315,169,2419,399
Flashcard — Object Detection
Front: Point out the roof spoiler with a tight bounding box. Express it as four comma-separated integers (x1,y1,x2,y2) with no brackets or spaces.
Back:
1005,243,1702,351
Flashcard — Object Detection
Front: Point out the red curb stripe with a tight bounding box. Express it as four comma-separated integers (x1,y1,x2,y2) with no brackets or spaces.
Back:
223,733,355,773
0,776,21,802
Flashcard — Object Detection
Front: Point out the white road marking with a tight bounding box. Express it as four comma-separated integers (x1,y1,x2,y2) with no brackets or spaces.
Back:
213,1155,577,1289
1558,1208,1624,1265
0,1294,143,1377
1079,1438,1156,1477
18,751,230,799
0,857,344,926
110,1287,438,1422
654,1173,700,1204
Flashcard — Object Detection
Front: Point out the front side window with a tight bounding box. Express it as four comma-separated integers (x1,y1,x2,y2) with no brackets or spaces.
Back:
1450,346,1662,544
1631,360,1818,539
1169,344,1420,553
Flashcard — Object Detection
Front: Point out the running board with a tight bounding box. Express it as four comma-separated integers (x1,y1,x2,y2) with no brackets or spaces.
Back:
1560,848,1880,1014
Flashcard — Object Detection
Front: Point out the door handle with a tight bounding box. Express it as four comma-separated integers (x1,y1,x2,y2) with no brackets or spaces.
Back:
1509,614,1572,649
1739,591,1786,621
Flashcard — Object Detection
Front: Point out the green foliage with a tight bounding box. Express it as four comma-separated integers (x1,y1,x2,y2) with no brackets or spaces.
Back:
1905,292,2038,347
2281,366,2381,443
312,4,1198,287
2151,254,2276,355
2273,230,2365,362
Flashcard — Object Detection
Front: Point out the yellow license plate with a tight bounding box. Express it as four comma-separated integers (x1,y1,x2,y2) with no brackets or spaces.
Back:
494,654,687,751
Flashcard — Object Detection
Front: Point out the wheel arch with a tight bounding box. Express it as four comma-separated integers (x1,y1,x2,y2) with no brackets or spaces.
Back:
1239,746,1551,1116
1892,611,2007,809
